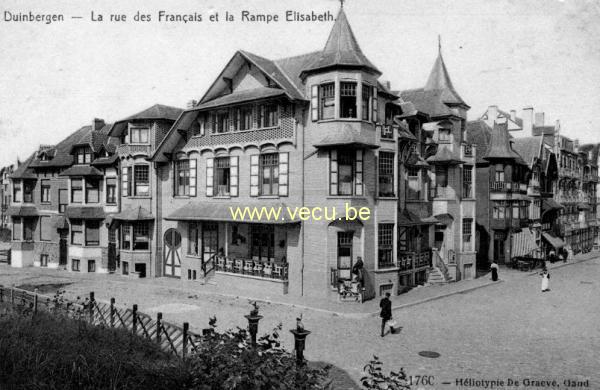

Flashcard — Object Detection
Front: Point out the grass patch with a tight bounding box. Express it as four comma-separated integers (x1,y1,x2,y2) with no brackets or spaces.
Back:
16,283,72,295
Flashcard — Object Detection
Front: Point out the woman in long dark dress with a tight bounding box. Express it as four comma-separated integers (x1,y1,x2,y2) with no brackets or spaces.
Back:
490,261,499,281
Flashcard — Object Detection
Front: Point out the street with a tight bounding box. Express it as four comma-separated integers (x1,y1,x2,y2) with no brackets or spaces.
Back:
1,257,599,389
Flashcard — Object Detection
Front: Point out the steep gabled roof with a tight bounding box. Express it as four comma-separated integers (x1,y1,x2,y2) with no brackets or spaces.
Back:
466,120,492,164
424,51,467,108
109,104,184,138
484,121,525,164
300,8,380,76
10,153,36,179
512,136,543,168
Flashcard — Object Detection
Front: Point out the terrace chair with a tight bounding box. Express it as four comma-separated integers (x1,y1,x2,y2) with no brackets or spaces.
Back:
234,259,244,274
243,260,254,274
253,261,263,276
273,264,282,279
216,256,225,271
225,258,234,272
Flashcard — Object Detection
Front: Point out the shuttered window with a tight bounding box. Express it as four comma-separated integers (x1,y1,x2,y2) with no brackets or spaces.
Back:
206,158,214,197
372,87,378,123
330,150,338,195
311,85,319,121
278,152,289,197
250,155,259,197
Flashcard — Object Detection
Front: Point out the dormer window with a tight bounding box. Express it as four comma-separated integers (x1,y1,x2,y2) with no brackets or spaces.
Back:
75,147,93,164
39,152,49,161
340,82,357,118
130,127,149,144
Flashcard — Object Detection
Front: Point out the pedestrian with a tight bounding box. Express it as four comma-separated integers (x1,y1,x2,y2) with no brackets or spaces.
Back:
540,268,550,292
352,257,364,286
490,261,499,281
549,249,556,263
561,247,568,263
379,292,392,337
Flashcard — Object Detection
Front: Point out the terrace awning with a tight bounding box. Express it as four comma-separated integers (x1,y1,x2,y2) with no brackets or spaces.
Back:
165,202,301,224
112,206,154,221
511,229,538,258
434,213,454,226
5,206,38,217
542,232,565,249
65,206,105,220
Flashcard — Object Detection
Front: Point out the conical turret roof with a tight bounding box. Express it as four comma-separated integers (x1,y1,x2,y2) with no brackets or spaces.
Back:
484,121,524,162
424,45,467,107
301,8,380,76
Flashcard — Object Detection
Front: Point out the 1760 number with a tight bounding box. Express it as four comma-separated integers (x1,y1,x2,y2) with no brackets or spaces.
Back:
408,375,435,386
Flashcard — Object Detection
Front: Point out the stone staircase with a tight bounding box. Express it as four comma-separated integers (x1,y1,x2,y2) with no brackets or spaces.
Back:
427,267,452,285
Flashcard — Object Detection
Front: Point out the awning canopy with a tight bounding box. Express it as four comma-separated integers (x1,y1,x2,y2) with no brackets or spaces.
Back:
6,206,38,217
426,146,465,165
434,213,454,226
398,209,436,226
51,214,69,230
59,165,104,177
542,232,565,249
577,203,591,211
314,125,379,149
165,202,301,224
112,206,154,221
541,198,563,216
511,229,539,258
65,206,105,220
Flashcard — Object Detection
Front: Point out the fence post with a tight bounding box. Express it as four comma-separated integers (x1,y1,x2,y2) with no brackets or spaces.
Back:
33,293,38,314
156,312,162,343
10,288,14,305
182,322,189,359
132,304,138,335
89,292,95,324
110,298,115,328
0,287,3,302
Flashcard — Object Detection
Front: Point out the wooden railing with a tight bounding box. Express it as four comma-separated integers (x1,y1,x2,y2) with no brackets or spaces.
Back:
490,181,507,191
0,286,202,358
214,255,288,281
432,250,451,282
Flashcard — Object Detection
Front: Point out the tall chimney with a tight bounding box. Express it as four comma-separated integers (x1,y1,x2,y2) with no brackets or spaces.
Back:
383,80,391,91
510,110,517,122
535,112,545,127
187,100,198,109
487,105,498,125
522,106,534,135
92,118,105,131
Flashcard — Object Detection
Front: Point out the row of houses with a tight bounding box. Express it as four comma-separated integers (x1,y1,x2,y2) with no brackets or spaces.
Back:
1,6,598,302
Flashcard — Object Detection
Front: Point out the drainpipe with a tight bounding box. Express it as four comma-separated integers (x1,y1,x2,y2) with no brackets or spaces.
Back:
300,108,305,296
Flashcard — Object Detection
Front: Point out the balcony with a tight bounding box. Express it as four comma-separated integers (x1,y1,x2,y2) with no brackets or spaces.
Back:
490,181,507,192
398,250,431,271
117,144,152,157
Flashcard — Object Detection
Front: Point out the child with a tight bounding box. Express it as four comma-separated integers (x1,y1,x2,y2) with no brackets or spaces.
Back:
540,268,550,292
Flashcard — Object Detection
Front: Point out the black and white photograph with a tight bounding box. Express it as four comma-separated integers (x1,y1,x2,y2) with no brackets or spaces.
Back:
0,0,599,388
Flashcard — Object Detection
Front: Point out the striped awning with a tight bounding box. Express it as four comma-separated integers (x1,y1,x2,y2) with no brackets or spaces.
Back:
542,232,565,249
511,229,538,258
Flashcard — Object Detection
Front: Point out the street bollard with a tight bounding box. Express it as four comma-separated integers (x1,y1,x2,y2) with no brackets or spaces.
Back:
290,317,311,366
89,292,95,324
244,302,263,348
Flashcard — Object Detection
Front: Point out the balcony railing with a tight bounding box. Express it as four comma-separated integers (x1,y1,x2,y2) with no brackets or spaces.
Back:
117,144,152,157
490,181,507,191
381,125,394,140
213,255,288,281
398,250,431,271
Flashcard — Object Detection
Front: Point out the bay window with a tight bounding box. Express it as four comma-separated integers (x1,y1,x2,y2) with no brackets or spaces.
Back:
330,149,363,196
340,82,357,118
121,222,150,251
134,165,149,196
361,83,371,121
320,83,335,120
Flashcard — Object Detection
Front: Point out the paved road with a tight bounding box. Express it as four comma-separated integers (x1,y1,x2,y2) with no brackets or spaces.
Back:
1,257,599,389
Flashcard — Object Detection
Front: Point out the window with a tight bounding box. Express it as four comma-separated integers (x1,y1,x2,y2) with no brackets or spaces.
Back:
493,201,507,219
122,261,129,275
72,259,80,272
250,224,274,261
463,166,473,198
175,160,190,196
75,147,93,164
13,180,21,202
188,222,200,256
362,84,371,121
41,179,51,203
462,218,473,251
215,111,229,133
129,127,149,144
340,82,357,118
320,83,335,120
378,224,394,268
59,189,68,213
263,104,279,128
88,260,96,272
435,166,448,197
330,149,363,196
438,129,450,143
71,220,83,245
71,179,83,203
85,220,100,246
40,216,51,241
134,165,149,196
12,218,21,240
214,157,230,196
520,200,529,220
23,181,34,203
407,166,421,200
23,218,35,241
260,153,279,196
512,201,519,219
106,178,117,204
239,106,253,131
85,178,100,203
133,222,149,250
40,254,48,267
121,225,131,250
378,152,395,197
494,165,505,182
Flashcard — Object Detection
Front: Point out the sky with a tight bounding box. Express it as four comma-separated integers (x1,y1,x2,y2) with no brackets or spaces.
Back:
1,0,600,167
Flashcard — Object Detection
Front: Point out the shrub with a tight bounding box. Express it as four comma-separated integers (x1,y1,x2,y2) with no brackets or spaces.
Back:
361,355,411,390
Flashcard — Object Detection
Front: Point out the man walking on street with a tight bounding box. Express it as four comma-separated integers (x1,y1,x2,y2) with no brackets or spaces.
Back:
379,292,392,337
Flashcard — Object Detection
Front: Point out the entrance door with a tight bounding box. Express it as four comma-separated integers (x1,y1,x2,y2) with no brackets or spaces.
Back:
202,222,219,262
59,230,68,266
337,231,353,280
107,227,117,272
493,232,506,263
164,228,182,277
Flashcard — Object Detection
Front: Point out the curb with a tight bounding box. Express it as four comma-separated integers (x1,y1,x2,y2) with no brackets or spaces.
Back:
527,255,598,277
380,279,504,315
